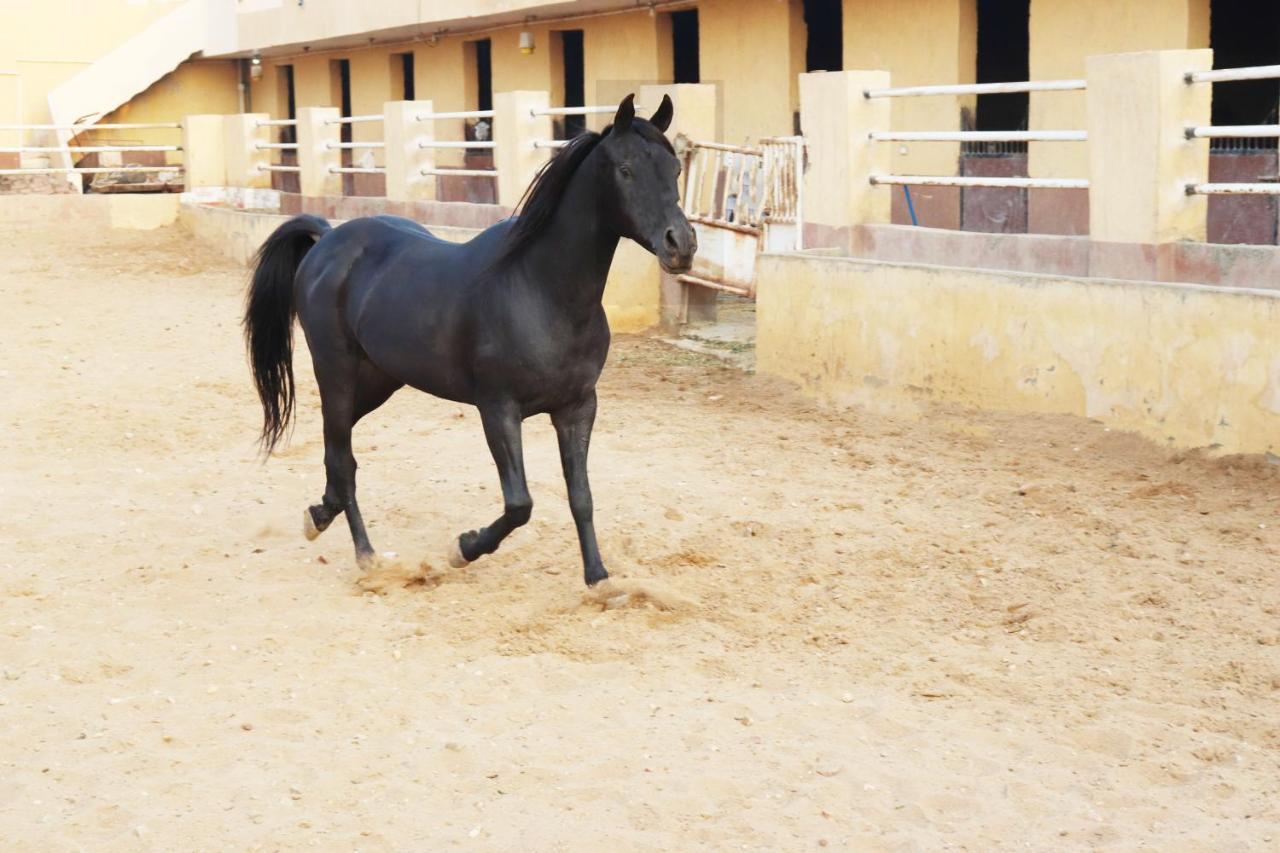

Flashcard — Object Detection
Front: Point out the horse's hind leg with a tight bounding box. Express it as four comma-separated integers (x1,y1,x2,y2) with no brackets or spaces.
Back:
305,358,402,570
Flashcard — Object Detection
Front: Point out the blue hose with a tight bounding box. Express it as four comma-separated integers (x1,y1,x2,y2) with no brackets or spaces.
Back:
903,185,919,226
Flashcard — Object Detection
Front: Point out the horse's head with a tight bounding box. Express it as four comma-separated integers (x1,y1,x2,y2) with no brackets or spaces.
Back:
597,94,697,274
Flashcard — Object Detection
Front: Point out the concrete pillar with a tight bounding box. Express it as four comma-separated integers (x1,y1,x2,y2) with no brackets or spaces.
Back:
296,106,342,199
493,90,552,208
1086,49,1212,246
638,83,719,146
798,71,892,236
182,115,226,190
222,113,270,189
384,100,437,203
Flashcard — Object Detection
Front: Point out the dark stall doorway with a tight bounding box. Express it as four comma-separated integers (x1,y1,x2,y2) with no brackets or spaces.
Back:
671,9,700,84
802,0,842,73
1207,1,1280,244
962,0,1031,234
329,59,353,195
561,29,585,137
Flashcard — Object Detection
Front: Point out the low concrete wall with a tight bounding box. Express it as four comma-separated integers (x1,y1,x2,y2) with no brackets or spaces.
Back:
0,194,179,229
179,199,661,332
757,252,1280,455
805,222,1280,292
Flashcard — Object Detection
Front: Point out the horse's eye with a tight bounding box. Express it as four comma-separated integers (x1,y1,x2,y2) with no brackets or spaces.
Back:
619,164,633,179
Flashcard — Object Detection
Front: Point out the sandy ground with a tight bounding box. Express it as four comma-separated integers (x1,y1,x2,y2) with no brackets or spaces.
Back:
2,221,1278,852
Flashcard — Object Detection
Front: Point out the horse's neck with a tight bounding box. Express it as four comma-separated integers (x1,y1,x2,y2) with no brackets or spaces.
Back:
516,152,619,315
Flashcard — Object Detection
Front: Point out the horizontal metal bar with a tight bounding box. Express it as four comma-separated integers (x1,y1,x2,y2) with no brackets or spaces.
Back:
255,142,298,150
0,122,181,131
1185,124,1280,140
420,167,498,178
325,114,384,125
870,130,1086,142
256,118,298,128
329,166,386,174
258,164,301,173
677,273,751,297
0,165,183,174
1186,65,1280,85
532,105,625,117
688,140,763,156
416,110,495,121
871,174,1089,190
1186,182,1280,195
418,140,495,149
0,145,181,153
327,141,384,149
533,139,569,149
688,213,762,236
866,79,1086,98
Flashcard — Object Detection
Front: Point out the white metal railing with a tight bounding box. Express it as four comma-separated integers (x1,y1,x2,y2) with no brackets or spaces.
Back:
870,130,1086,143
532,105,645,118
419,140,495,149
0,122,181,131
1185,65,1280,85
1186,182,1280,196
416,109,495,122
415,109,498,185
864,75,1087,195
0,121,184,185
257,118,297,179
0,165,180,176
865,79,1086,99
1185,125,1280,140
330,166,384,175
1183,65,1280,196
328,141,385,150
871,174,1088,190
325,114,384,126
0,145,181,153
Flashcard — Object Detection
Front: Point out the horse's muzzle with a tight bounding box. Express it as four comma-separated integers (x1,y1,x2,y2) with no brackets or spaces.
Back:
658,221,697,274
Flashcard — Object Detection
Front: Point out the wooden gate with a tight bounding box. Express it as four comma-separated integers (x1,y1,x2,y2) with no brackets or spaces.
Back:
677,136,803,298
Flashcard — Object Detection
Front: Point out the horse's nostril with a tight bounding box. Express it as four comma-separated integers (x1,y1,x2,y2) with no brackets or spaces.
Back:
664,228,680,254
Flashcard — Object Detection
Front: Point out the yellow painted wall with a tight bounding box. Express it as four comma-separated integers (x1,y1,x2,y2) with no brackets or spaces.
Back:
843,0,977,176
94,62,240,162
757,253,1280,455
1028,0,1210,179
700,0,805,144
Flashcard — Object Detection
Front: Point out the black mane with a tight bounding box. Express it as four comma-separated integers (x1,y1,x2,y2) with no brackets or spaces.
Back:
493,120,676,268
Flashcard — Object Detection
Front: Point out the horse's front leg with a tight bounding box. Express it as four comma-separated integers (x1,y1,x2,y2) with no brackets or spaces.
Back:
449,398,533,567
552,392,608,587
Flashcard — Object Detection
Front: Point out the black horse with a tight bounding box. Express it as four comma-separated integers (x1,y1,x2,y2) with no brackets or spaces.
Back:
243,94,696,587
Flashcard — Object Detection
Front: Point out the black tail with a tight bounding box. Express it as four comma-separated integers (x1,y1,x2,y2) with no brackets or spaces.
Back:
243,214,331,455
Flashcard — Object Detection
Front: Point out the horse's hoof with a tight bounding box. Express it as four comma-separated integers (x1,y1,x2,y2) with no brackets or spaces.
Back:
447,537,471,569
303,508,321,541
356,551,379,573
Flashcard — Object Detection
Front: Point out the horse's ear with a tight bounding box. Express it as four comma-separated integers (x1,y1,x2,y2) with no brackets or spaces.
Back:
650,94,674,133
613,94,636,134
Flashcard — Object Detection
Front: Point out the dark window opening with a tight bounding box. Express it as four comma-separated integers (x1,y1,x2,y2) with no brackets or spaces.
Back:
279,64,296,144
330,59,353,191
671,10,700,83
474,39,493,112
560,30,585,136
396,52,415,101
1210,1,1280,150
802,0,842,73
974,0,1030,133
